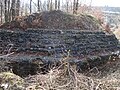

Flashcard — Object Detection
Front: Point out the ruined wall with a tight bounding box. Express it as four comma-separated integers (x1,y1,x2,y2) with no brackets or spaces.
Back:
0,29,118,61
0,29,118,76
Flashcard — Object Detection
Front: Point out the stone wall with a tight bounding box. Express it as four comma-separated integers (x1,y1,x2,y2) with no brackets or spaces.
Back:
0,29,119,76
0,29,118,61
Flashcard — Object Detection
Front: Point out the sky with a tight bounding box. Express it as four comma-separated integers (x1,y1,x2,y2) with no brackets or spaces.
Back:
22,0,120,7
91,0,120,7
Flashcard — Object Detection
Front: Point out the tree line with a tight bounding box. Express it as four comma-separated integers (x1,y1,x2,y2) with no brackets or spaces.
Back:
0,0,20,23
0,0,93,24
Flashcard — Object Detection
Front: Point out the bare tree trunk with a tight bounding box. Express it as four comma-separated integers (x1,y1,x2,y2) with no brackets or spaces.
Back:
66,0,69,12
8,0,11,22
4,0,8,23
73,0,79,14
50,0,53,11
37,0,40,12
0,1,3,24
30,0,32,14
73,0,76,14
55,0,57,10
16,0,20,16
58,0,60,10
75,0,79,14
11,0,16,20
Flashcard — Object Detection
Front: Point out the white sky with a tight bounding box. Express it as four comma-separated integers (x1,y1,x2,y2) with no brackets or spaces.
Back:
22,0,120,7
91,0,120,7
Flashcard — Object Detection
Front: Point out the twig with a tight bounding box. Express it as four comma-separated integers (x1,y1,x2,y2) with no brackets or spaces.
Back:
0,52,14,59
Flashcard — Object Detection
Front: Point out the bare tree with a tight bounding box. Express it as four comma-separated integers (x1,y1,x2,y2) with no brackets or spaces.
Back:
4,0,8,22
66,0,69,12
55,0,57,10
8,0,11,22
73,0,75,14
75,0,79,14
11,0,16,20
0,1,3,24
50,0,53,11
16,0,20,16
58,0,60,10
37,0,40,12
73,0,79,14
30,0,32,14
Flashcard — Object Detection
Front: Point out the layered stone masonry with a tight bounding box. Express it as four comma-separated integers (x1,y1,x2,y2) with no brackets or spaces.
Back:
0,29,119,76
0,29,118,61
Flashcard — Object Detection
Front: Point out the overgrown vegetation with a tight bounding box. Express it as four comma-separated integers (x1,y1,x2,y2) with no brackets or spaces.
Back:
0,55,120,90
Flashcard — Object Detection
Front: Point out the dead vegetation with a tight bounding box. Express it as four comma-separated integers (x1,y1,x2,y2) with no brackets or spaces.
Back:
23,56,120,90
23,57,120,90
0,55,120,90
0,10,102,30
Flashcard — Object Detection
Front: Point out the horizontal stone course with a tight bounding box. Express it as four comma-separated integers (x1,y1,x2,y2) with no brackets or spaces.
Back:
0,29,118,61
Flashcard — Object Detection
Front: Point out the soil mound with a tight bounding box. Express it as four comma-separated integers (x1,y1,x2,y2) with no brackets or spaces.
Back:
0,10,101,30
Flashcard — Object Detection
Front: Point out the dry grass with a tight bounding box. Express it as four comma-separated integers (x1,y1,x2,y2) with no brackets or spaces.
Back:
113,26,120,40
0,72,24,90
0,52,120,90
23,56,120,90
24,62,97,90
